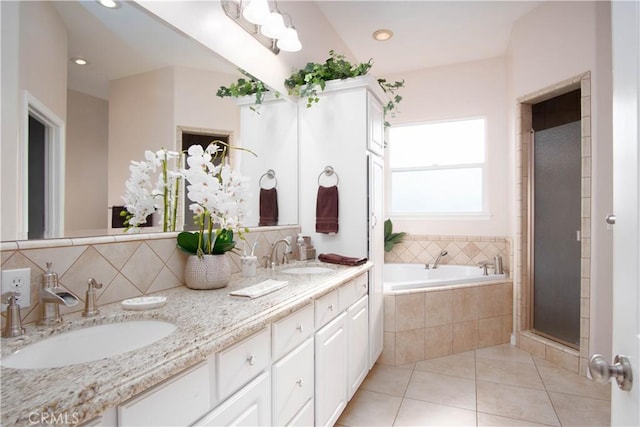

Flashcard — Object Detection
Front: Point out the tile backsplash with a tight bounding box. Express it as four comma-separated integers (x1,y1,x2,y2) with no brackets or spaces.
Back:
0,226,300,327
384,234,511,273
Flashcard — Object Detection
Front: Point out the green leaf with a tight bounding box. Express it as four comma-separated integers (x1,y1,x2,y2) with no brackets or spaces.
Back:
383,219,406,252
177,231,200,255
212,229,235,254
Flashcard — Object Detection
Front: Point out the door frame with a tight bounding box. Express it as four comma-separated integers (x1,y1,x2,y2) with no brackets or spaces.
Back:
515,72,592,373
20,91,65,239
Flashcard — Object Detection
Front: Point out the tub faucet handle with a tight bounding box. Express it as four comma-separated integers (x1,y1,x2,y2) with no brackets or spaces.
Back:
477,260,493,276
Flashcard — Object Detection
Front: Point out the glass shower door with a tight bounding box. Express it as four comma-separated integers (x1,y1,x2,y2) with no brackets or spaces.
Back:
532,120,582,347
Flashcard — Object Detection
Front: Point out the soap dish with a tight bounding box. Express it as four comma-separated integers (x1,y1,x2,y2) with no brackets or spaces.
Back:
121,296,167,311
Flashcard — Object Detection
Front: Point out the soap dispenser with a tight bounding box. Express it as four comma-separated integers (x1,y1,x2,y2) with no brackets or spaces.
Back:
296,233,307,261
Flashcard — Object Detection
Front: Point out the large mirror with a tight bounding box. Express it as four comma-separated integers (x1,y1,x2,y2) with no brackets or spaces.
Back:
0,0,299,242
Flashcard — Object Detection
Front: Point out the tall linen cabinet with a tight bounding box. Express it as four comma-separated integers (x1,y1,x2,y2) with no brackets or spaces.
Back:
298,75,386,371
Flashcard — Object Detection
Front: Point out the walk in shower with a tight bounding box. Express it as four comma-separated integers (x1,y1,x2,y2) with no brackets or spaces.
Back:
515,73,592,374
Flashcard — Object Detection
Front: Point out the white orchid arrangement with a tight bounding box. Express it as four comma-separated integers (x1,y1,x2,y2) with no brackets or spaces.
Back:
122,148,183,233
177,141,255,256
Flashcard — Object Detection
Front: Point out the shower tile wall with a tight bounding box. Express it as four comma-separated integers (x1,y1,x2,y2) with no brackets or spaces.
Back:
384,234,511,273
0,226,300,327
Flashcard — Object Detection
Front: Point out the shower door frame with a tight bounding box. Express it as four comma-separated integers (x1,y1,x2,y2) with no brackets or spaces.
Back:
515,72,592,374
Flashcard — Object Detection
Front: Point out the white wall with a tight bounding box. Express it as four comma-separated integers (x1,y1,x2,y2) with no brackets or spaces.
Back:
108,66,243,223
107,68,175,208
65,90,109,234
507,1,613,359
0,1,68,241
173,67,240,135
383,57,509,237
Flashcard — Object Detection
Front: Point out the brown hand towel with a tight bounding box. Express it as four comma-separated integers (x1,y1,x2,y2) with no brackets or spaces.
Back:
316,185,339,233
318,253,368,266
259,188,278,226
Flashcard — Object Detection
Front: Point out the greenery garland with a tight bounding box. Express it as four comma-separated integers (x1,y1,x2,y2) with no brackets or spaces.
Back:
216,71,273,112
218,52,404,123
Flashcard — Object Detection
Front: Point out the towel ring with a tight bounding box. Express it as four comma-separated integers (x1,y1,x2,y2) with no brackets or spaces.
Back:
317,166,339,187
259,169,277,189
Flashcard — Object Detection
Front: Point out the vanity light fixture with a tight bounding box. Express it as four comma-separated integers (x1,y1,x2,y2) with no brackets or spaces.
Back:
221,0,302,54
97,0,120,9
242,0,270,25
373,29,394,41
71,57,89,66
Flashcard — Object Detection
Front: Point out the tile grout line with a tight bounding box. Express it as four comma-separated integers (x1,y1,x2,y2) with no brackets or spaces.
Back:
391,362,418,426
533,356,564,426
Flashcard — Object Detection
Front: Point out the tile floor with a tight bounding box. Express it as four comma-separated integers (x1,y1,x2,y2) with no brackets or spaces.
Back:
336,344,611,427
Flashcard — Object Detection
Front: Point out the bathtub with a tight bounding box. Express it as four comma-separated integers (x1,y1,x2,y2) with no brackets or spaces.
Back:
381,263,513,365
384,263,507,293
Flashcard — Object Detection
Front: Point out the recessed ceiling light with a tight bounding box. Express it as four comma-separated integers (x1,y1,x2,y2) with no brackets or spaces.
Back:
97,0,120,9
373,29,393,41
71,57,89,66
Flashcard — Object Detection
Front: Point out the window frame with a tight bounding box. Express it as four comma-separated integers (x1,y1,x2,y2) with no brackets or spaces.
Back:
388,117,490,219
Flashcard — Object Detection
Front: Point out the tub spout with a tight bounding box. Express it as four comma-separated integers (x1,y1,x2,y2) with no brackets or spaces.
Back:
426,251,448,269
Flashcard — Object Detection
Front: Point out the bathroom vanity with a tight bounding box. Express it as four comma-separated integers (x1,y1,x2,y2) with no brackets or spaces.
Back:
0,262,372,426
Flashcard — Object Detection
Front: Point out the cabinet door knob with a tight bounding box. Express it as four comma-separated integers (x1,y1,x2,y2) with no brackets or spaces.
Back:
328,304,334,311
296,378,304,387
247,355,256,366
296,324,304,333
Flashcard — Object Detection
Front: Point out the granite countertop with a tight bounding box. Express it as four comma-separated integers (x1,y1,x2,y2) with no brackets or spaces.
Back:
0,260,372,426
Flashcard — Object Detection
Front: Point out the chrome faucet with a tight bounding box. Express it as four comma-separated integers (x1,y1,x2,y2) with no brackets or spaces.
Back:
426,250,448,269
266,237,292,269
37,262,79,326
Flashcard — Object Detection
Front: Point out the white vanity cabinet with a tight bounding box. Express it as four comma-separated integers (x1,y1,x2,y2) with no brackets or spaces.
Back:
193,372,271,427
347,295,369,400
118,362,210,427
90,270,374,427
315,273,371,427
271,304,315,426
315,311,348,427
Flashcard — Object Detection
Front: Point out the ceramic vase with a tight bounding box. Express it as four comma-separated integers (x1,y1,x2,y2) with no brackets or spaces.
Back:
184,254,231,290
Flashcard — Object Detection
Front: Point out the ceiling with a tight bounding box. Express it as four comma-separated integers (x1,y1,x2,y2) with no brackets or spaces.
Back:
314,1,542,75
53,0,542,99
53,1,240,100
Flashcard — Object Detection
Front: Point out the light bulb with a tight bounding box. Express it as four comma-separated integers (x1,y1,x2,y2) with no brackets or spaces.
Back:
277,27,301,52
242,0,270,25
260,11,286,39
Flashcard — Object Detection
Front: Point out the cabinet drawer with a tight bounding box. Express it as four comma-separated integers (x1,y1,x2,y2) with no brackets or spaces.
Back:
338,274,368,311
315,289,339,328
217,327,270,401
272,304,314,361
118,362,209,427
272,338,314,426
354,273,368,299
194,372,270,427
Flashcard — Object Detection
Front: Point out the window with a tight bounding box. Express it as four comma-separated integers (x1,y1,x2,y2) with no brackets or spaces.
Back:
389,118,486,215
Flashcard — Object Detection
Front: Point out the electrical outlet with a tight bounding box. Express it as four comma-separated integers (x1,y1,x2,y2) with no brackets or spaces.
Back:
1,268,31,311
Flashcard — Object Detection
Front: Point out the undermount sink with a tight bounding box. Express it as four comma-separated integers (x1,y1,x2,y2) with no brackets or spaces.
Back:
1,320,176,370
281,266,334,275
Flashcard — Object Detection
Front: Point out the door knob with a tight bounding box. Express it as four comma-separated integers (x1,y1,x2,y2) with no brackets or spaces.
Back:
605,214,616,225
589,354,633,391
